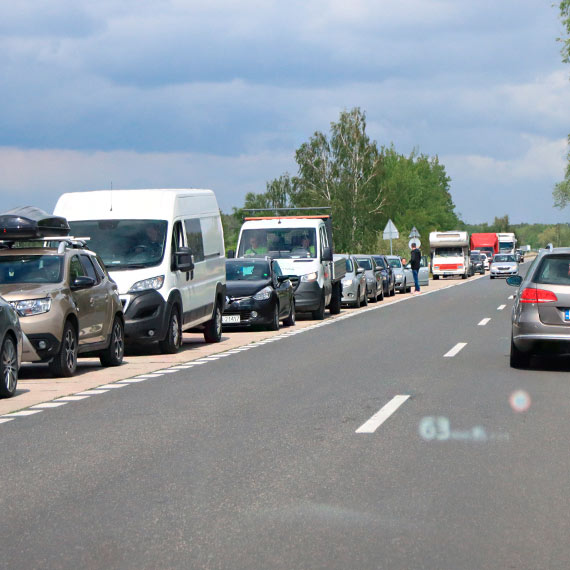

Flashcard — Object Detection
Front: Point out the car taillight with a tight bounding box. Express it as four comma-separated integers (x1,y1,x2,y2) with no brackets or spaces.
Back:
519,288,558,303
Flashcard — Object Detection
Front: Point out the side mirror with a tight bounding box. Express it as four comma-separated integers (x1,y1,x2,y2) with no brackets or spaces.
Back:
226,249,235,259
356,267,365,275
506,275,522,287
374,266,383,272
277,275,287,283
322,247,333,262
175,247,195,272
71,276,95,290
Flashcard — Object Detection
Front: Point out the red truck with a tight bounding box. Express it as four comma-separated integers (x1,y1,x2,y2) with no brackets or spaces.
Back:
470,233,499,261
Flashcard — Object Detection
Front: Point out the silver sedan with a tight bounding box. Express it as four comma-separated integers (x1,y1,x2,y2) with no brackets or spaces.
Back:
490,254,518,278
335,254,367,308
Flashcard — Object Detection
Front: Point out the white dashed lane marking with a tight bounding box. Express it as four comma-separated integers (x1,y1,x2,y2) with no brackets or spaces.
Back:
356,395,411,434
444,343,467,358
478,318,491,326
31,402,68,409
3,410,43,417
497,304,506,311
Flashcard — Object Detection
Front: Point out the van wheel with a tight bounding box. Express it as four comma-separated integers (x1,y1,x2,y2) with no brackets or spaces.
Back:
49,321,78,377
312,292,326,320
100,317,124,367
283,301,296,326
160,305,182,353
204,301,222,343
0,335,18,398
268,304,280,331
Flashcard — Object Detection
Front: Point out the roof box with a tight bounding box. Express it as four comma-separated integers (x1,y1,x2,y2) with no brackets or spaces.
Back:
0,207,70,240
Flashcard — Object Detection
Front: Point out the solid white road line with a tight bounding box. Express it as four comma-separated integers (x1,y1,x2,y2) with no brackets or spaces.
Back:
444,342,467,358
497,304,506,311
478,318,491,326
356,395,410,434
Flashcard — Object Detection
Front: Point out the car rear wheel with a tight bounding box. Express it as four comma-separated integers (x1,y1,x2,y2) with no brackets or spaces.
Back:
100,317,125,367
160,305,182,353
353,287,361,308
49,321,78,377
510,336,530,369
0,335,18,398
390,282,396,296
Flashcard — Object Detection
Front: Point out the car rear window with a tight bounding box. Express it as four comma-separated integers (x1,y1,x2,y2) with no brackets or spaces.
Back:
533,255,570,285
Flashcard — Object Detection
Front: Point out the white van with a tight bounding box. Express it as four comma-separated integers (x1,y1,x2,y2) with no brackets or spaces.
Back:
54,189,226,352
429,231,472,280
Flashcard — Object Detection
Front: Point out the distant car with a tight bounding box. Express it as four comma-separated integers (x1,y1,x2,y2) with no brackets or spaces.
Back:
490,254,518,279
480,252,490,270
507,247,570,367
335,254,367,308
470,253,485,275
223,258,295,330
404,255,430,287
354,255,383,302
386,255,413,293
372,254,396,296
0,296,22,398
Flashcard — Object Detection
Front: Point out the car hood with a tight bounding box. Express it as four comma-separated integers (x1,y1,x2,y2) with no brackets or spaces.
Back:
491,262,517,268
0,282,63,300
226,279,271,299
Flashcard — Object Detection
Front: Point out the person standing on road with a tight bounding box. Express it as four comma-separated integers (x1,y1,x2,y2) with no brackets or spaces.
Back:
410,242,421,295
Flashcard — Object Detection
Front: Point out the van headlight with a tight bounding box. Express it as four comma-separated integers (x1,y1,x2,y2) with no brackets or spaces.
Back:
128,275,164,293
253,286,272,300
10,298,51,316
301,272,318,282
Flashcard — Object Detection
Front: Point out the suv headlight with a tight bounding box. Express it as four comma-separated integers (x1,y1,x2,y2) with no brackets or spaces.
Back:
11,298,51,316
301,271,318,282
128,275,164,293
253,286,272,301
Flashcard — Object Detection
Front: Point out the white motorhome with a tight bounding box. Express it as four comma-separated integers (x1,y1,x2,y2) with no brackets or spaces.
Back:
54,189,226,352
429,231,471,280
497,232,517,255
234,215,345,319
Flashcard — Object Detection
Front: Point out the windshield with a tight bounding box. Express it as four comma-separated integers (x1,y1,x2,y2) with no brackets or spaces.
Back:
237,228,317,259
499,241,514,251
0,255,63,284
471,254,482,261
494,255,515,263
533,256,570,285
388,258,402,268
68,220,167,270
226,260,271,281
355,258,372,270
434,247,463,257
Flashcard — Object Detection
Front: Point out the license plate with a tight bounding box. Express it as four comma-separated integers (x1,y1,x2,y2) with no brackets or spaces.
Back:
565,309,570,322
222,315,240,324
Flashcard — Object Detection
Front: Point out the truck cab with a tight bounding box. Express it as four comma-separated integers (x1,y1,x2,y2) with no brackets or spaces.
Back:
235,216,345,319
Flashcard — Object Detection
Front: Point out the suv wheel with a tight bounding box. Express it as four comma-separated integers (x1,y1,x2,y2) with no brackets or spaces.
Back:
204,300,222,343
0,335,18,398
100,317,124,367
49,321,78,377
160,305,182,353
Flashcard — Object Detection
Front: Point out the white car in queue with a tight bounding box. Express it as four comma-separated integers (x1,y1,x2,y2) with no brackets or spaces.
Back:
54,189,226,353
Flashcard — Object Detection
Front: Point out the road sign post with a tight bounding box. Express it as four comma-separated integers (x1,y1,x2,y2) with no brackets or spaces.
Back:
383,219,399,255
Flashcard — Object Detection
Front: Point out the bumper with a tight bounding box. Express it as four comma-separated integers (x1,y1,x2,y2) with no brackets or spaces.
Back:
122,290,170,344
491,270,518,278
294,281,323,311
21,332,60,363
513,316,570,353
341,281,359,304
223,297,276,327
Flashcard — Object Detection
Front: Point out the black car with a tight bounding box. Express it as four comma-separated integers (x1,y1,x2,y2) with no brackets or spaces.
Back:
223,258,295,331
470,253,485,275
372,254,396,297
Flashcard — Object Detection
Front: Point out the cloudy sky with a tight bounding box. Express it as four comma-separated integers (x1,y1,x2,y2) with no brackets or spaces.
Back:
1,0,569,223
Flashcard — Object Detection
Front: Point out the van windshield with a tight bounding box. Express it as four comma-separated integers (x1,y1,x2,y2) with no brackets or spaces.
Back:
68,220,168,270
237,228,317,259
434,247,463,257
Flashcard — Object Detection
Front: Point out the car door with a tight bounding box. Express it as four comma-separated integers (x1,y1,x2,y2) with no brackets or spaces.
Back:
68,255,98,346
272,260,290,319
79,254,110,343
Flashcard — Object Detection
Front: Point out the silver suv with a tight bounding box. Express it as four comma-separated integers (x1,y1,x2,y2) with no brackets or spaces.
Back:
0,239,124,377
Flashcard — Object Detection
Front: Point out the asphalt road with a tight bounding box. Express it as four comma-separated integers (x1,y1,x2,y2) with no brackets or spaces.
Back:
1,268,570,570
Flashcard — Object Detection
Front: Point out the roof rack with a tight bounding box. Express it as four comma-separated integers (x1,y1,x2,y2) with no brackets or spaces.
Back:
0,236,91,253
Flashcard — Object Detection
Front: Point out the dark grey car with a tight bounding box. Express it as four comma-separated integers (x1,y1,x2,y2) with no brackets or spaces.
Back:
507,248,570,367
0,296,22,398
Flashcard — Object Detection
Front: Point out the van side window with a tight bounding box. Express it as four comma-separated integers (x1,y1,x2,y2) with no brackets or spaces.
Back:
184,219,205,262
171,221,185,271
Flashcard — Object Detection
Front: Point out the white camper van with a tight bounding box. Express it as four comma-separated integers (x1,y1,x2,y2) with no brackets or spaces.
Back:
54,189,226,352
429,231,472,280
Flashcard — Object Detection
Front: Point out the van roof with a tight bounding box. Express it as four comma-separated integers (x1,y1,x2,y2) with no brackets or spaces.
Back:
240,218,325,230
54,189,219,221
